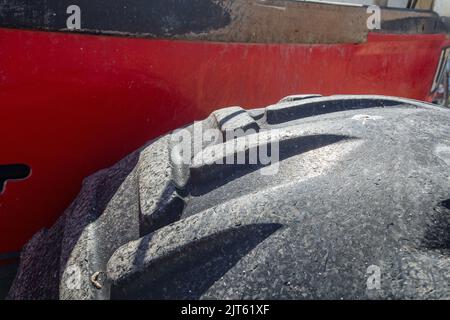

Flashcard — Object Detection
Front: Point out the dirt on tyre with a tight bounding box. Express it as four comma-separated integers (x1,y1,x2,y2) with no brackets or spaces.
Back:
8,95,450,300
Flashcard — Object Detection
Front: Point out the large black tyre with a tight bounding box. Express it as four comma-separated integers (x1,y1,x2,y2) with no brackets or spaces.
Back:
8,95,450,300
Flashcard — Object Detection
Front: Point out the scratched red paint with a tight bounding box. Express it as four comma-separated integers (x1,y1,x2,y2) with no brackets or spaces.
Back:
0,28,448,254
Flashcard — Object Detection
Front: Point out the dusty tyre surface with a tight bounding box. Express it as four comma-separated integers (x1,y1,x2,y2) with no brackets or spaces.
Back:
8,95,450,300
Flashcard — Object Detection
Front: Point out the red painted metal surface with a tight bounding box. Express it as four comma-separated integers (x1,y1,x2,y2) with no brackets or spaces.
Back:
0,28,448,254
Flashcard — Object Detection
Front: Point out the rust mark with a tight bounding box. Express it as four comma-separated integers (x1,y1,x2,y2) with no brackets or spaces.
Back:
177,0,445,44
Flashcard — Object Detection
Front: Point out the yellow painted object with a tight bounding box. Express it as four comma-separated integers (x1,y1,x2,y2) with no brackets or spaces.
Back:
415,0,434,10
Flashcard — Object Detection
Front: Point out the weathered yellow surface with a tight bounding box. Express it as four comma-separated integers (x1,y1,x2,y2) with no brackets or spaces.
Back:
180,0,440,44
415,0,434,10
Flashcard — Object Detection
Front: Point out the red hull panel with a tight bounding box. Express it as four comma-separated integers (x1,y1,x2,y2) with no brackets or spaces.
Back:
0,28,447,253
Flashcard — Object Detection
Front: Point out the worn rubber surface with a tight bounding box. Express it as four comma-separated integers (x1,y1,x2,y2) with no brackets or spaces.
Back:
8,95,450,300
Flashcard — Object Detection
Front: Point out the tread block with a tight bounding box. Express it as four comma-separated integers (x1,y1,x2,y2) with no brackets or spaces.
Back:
138,136,185,235
278,94,322,103
266,96,407,124
213,107,259,137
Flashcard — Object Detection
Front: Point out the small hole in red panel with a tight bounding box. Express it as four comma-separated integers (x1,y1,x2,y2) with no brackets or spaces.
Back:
0,164,31,194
